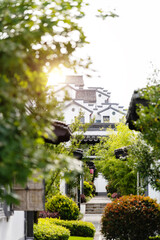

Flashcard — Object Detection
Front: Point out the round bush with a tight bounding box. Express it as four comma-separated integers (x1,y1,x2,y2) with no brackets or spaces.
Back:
83,181,93,197
101,195,160,240
34,220,70,240
46,194,80,220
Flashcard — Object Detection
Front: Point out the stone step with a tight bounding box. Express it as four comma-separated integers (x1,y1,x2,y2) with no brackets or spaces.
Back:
85,210,104,214
86,203,107,208
85,203,107,214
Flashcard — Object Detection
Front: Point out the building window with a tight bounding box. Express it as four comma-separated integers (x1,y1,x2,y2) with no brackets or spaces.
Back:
103,116,110,123
72,108,75,112
112,111,116,115
96,120,101,123
98,94,101,97
80,117,85,123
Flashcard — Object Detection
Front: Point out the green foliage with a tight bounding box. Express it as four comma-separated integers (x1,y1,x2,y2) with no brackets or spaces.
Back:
45,170,61,200
105,181,117,194
45,194,80,220
149,237,160,240
129,135,160,192
39,218,95,237
101,195,160,240
83,181,93,197
96,9,119,20
69,237,93,240
45,111,93,200
0,0,88,203
34,220,70,240
107,193,111,198
136,70,160,154
133,71,160,191
83,163,93,183
90,123,137,195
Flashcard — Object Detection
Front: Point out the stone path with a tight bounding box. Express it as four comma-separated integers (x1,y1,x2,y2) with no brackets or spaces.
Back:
82,194,111,240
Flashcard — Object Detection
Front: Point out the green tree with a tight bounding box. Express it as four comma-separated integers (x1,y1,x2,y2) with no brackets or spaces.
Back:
90,123,137,195
130,135,160,192
132,70,160,191
136,70,160,157
45,111,94,199
0,0,88,203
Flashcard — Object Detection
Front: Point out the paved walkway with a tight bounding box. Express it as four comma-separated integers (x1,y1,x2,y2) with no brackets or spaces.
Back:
82,194,111,240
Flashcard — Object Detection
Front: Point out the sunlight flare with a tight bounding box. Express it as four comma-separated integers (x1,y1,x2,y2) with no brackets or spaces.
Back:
47,68,64,86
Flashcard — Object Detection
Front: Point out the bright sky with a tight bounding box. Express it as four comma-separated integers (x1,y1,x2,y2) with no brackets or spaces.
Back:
76,0,160,108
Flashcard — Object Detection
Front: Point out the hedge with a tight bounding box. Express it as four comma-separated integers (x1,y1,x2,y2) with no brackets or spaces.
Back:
149,237,160,240
34,222,70,240
38,218,95,237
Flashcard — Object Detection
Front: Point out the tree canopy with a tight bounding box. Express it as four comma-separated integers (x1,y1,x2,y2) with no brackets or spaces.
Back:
89,123,138,195
133,70,160,191
0,0,88,203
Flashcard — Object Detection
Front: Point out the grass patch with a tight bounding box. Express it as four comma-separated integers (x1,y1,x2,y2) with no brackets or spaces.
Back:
69,237,93,240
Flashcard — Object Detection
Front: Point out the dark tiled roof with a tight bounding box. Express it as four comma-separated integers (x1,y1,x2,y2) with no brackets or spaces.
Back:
65,75,84,86
114,146,129,159
81,135,100,144
98,105,126,115
44,121,72,144
97,90,110,98
76,90,96,103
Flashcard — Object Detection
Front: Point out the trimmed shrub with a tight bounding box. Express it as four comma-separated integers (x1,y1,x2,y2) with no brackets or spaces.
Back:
34,220,70,240
45,194,80,220
83,181,93,197
101,195,160,240
39,218,95,237
39,211,59,219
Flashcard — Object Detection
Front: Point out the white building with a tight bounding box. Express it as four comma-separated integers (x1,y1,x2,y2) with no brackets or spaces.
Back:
55,75,126,126
55,75,160,202
54,75,126,194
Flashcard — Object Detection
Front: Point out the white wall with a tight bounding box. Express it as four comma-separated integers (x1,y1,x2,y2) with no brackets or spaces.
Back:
94,173,108,193
55,86,76,102
0,211,25,240
100,108,124,123
64,103,91,124
148,185,160,203
60,179,66,195
96,92,109,105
